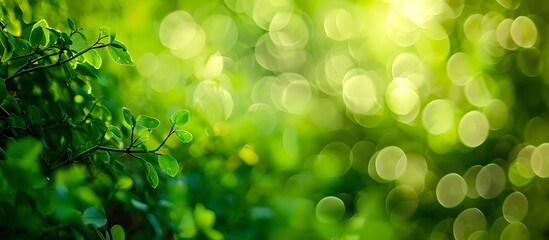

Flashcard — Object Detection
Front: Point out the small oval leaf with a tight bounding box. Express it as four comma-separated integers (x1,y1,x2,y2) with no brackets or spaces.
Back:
108,40,133,66
67,18,76,31
83,49,102,69
143,161,158,188
170,109,190,126
136,115,160,129
122,107,134,126
175,130,193,143
111,225,125,240
158,154,179,177
82,207,107,228
108,125,122,139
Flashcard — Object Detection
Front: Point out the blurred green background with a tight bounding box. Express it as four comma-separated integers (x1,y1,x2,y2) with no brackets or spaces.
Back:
9,0,549,239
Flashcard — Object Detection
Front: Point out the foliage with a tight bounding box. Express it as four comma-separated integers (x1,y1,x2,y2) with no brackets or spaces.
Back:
0,8,193,240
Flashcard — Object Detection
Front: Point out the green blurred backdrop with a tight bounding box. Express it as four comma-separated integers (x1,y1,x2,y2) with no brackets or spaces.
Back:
6,0,549,239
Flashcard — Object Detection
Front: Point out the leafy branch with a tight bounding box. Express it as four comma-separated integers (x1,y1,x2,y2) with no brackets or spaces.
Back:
47,109,193,187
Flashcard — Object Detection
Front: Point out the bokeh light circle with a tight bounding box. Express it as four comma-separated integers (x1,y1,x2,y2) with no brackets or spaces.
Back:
315,196,345,223
375,146,407,181
436,173,467,208
458,111,490,148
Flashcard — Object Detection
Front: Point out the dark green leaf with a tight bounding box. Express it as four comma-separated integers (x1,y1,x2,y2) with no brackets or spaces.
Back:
83,49,102,69
29,19,49,47
5,95,20,114
158,154,179,177
108,125,122,139
175,129,193,143
8,115,25,128
67,18,76,31
136,115,160,129
0,77,5,104
170,109,190,126
82,207,107,228
28,105,41,125
143,161,159,188
122,107,134,126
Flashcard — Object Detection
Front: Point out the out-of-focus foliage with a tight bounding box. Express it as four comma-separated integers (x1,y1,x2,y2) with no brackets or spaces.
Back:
5,0,549,239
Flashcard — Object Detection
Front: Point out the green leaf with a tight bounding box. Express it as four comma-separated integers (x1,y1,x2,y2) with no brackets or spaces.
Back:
111,225,125,240
0,31,13,62
116,176,133,191
29,19,50,47
0,77,6,104
67,18,76,31
143,161,159,188
108,40,133,65
83,49,102,69
36,193,55,216
158,154,179,177
108,125,122,139
122,107,134,126
5,95,20,114
82,207,107,228
136,115,160,129
8,115,25,128
28,105,42,125
175,129,193,143
170,109,190,126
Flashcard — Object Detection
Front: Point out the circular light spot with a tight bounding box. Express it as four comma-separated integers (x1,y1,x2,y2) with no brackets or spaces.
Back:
422,99,454,135
391,52,423,79
524,117,549,145
146,52,181,92
508,161,533,187
386,83,419,116
396,153,428,193
510,16,538,48
496,0,520,9
385,185,418,221
193,80,234,123
281,79,312,114
464,75,497,107
476,163,505,199
500,222,529,240
463,14,483,42
252,0,292,30
458,111,490,148
203,51,224,80
502,191,528,223
203,14,238,50
447,52,476,86
385,8,420,47
171,26,206,59
517,48,543,77
136,52,159,77
269,11,309,48
496,18,519,50
463,165,483,199
312,142,351,179
483,99,508,130
436,173,467,208
453,208,486,240
343,74,380,114
375,146,407,181
159,11,197,50
531,143,549,178
316,196,345,223
324,8,355,40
